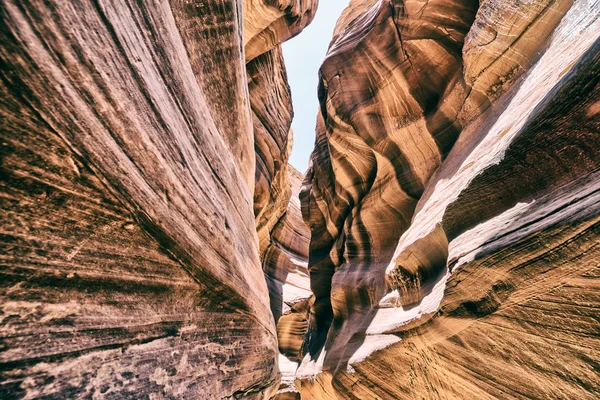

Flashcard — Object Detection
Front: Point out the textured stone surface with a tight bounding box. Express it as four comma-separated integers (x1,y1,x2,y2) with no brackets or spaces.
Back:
262,167,311,396
244,4,314,309
0,0,316,398
2,0,599,397
246,29,312,397
298,0,600,397
244,0,318,61
264,168,311,333
248,45,294,256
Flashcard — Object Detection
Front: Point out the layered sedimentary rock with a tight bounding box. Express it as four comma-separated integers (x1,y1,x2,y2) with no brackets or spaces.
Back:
245,0,316,269
0,0,316,398
248,45,294,254
263,168,311,345
261,168,312,397
299,0,600,397
245,15,315,396
244,0,318,62
3,0,598,397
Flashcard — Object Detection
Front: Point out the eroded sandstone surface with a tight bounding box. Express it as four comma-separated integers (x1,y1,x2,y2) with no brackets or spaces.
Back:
1,0,599,398
0,0,316,398
298,0,600,398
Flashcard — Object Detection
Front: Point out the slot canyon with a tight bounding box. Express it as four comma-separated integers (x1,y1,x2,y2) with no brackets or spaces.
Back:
0,0,599,398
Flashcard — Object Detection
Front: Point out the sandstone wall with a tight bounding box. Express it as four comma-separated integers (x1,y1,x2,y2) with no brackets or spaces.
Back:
0,0,316,398
298,0,600,397
263,167,311,398
2,0,598,397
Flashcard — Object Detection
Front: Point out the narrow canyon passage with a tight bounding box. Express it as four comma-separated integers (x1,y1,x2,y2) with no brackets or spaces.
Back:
0,1,599,399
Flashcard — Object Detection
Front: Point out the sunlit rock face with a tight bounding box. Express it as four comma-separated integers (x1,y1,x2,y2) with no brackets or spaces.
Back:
246,14,314,397
264,168,311,352
0,0,316,398
262,167,312,397
245,0,315,289
244,0,319,62
299,0,600,397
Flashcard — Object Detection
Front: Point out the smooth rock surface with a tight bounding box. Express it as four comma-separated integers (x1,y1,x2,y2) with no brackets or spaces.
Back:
244,0,318,62
248,44,294,257
298,0,600,397
263,168,312,397
2,0,599,398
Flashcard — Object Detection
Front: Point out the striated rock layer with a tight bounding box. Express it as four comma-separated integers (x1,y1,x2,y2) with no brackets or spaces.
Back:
262,167,312,397
0,0,316,398
249,45,294,256
244,0,318,62
299,0,600,398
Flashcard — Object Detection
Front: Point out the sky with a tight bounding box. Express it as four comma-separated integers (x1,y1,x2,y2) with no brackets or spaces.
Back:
282,1,350,173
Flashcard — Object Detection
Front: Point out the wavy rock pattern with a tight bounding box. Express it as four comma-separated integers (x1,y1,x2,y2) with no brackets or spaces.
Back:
299,0,600,397
262,168,311,397
245,3,315,304
264,168,311,342
0,0,316,398
246,17,314,397
2,0,599,397
244,0,318,62
248,45,294,256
